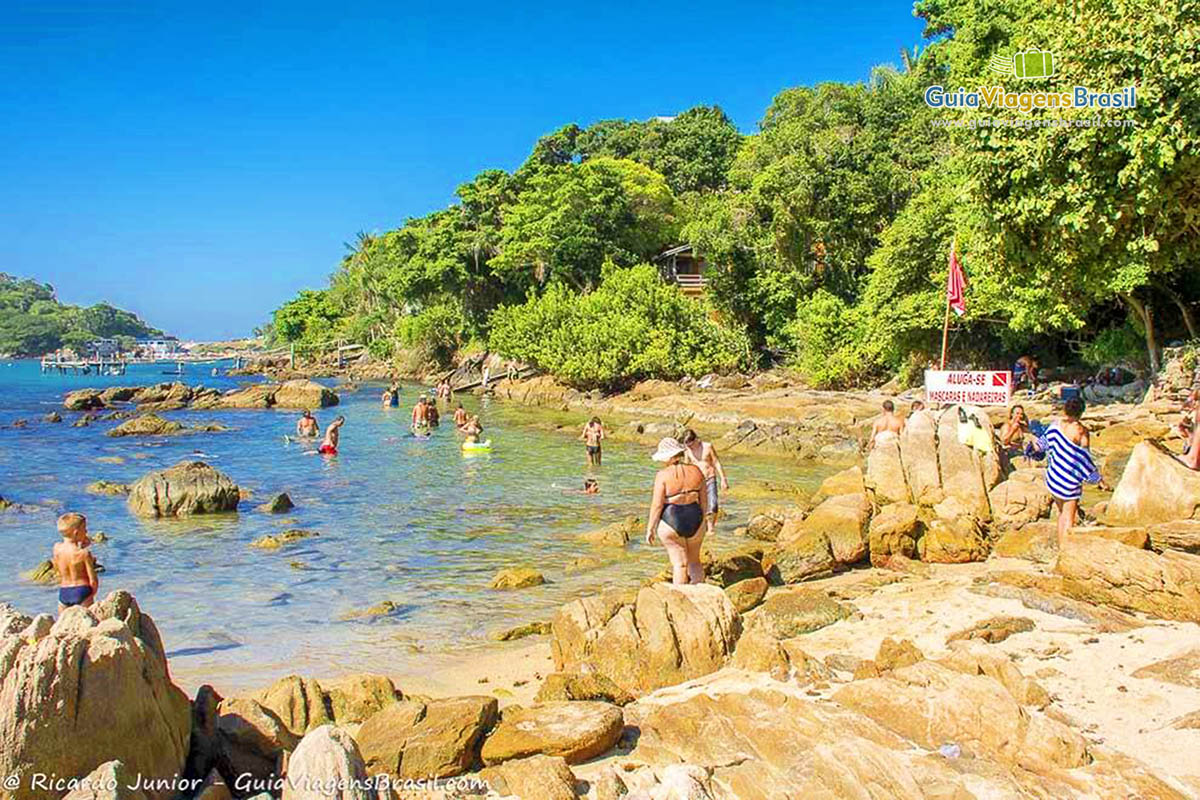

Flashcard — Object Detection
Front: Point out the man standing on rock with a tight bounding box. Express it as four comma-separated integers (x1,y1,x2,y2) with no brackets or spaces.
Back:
868,400,905,450
682,428,727,536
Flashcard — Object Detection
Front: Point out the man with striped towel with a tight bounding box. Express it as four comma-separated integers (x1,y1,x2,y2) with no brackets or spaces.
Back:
1032,396,1111,550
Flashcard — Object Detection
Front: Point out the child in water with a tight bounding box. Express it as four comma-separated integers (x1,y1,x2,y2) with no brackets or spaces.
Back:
53,512,99,612
583,478,599,494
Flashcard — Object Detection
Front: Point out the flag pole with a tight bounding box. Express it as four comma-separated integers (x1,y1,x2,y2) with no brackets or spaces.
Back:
939,292,951,369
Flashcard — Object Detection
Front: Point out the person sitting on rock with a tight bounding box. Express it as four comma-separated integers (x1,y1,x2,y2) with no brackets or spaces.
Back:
53,512,98,612
319,416,344,456
869,400,905,450
646,438,709,585
296,410,319,438
1030,397,1109,550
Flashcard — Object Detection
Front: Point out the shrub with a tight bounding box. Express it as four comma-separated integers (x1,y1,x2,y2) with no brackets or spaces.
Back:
488,264,750,389
395,301,467,367
1081,323,1147,369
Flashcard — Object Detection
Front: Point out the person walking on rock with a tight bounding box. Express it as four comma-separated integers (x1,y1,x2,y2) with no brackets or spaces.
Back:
646,438,710,585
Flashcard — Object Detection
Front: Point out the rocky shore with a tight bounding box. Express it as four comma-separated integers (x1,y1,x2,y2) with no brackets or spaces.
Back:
5,387,1200,798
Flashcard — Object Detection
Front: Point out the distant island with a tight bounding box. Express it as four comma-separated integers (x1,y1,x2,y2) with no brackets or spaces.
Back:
0,272,168,358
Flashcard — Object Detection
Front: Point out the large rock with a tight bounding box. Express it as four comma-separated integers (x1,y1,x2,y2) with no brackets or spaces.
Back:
535,672,635,706
864,437,908,504
900,410,942,505
991,521,1058,563
1106,441,1200,525
724,577,768,613
272,379,339,409
918,516,989,563
281,725,371,800
480,701,623,765
64,389,104,410
550,583,741,697
62,761,148,800
935,405,1001,520
490,567,545,590
832,660,1088,772
127,461,240,518
215,697,298,782
1149,520,1200,554
253,675,332,738
479,755,578,800
762,530,837,584
107,413,185,437
321,674,401,724
578,516,639,546
623,671,1167,800
867,503,920,566
1054,534,1200,621
747,590,850,638
356,695,497,780
0,593,190,800
989,474,1053,529
789,492,870,564
811,466,864,504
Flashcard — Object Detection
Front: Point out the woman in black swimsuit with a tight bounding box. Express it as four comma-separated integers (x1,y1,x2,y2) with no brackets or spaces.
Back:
645,437,710,584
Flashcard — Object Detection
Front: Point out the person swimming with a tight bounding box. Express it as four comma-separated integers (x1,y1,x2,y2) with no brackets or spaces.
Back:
583,478,599,495
53,512,99,612
645,438,709,585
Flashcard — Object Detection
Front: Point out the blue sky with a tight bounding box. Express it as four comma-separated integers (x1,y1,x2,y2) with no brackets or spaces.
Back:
1,1,926,340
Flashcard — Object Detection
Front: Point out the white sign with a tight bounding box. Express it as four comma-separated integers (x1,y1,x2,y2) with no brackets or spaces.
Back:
925,370,1013,406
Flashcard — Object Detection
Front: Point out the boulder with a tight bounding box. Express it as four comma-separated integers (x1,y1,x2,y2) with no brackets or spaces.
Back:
702,548,764,587
44,411,63,423
1106,441,1200,525
1070,525,1148,549
947,616,1035,644
357,695,497,779
762,530,837,584
321,674,401,724
935,405,1001,520
253,674,333,738
867,503,920,566
490,567,545,590
107,413,185,437
900,411,943,505
1149,520,1200,554
989,477,1052,529
550,583,741,696
86,480,131,496
256,493,294,514
744,513,783,542
251,529,319,549
534,672,635,707
578,516,639,546
216,697,298,782
874,637,924,672
127,461,240,518
209,385,277,409
746,590,849,639
480,701,624,765
273,379,339,409
64,389,104,410
479,755,578,800
832,660,1087,772
939,640,1051,708
812,466,864,504
991,521,1058,563
62,761,148,800
724,577,768,613
865,437,908,504
1054,534,1200,621
489,621,552,641
918,516,988,563
281,725,371,800
781,493,870,565
0,593,191,800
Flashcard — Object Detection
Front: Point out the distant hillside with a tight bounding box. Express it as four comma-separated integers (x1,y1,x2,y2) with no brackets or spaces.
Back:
0,273,165,356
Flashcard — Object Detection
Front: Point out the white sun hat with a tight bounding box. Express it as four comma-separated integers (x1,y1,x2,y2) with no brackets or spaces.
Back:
651,437,687,462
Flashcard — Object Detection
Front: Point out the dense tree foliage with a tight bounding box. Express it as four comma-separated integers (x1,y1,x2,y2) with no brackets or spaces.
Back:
273,0,1198,388
0,273,163,356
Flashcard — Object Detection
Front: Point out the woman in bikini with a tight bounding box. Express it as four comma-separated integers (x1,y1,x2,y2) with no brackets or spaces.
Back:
645,438,710,585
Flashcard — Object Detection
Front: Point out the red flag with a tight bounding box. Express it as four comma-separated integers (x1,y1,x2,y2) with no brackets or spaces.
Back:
947,239,966,317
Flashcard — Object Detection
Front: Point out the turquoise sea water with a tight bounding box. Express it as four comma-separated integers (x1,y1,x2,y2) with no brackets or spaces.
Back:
0,359,819,692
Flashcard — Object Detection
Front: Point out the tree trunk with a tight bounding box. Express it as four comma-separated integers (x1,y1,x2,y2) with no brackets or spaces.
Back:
1122,292,1162,373
1167,289,1199,340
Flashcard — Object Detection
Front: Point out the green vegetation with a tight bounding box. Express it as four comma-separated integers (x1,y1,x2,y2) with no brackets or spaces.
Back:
271,0,1198,388
0,273,164,356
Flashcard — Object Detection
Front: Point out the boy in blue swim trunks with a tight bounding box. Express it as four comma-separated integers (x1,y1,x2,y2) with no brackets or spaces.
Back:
53,512,99,612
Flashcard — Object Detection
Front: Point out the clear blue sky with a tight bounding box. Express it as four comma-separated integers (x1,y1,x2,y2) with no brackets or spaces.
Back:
1,1,926,340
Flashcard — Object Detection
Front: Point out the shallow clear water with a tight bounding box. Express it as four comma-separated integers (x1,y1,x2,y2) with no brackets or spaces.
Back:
0,359,824,692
